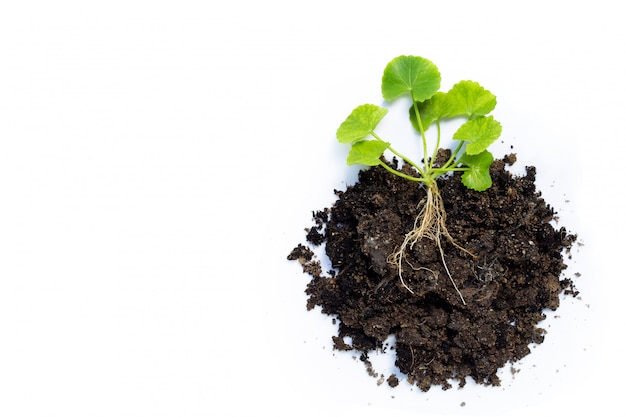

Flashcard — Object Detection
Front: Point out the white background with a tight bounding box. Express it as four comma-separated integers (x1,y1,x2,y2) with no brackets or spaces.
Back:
0,1,623,416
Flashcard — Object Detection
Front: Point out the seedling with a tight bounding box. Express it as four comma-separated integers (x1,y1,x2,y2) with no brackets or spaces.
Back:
336,55,502,304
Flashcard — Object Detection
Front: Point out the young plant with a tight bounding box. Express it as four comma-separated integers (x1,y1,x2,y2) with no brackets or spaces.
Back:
336,55,502,304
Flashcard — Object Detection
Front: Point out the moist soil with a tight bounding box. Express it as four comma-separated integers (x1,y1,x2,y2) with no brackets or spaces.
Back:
288,151,578,391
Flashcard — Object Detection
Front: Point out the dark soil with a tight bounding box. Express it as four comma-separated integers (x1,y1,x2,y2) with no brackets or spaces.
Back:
288,151,578,391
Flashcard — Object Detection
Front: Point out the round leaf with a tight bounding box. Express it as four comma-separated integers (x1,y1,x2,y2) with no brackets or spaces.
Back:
410,92,452,132
381,56,441,102
446,80,497,117
336,104,388,144
346,140,390,166
453,116,502,155
459,150,494,191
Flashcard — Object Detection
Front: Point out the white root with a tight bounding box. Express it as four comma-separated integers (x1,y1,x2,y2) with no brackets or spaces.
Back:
388,182,473,305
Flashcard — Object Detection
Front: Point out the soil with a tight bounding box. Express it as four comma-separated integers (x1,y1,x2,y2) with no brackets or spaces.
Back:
288,151,578,391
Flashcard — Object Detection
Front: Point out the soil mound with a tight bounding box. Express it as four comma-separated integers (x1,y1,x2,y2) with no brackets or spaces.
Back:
288,154,577,391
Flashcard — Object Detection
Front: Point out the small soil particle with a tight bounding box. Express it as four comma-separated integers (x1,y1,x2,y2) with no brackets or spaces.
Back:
288,153,577,391
387,374,399,388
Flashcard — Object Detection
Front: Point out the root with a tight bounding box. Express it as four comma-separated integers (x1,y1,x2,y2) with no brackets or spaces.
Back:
388,182,474,305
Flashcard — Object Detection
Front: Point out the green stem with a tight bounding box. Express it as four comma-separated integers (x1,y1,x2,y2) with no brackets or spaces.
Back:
429,121,442,171
379,161,425,183
371,131,425,177
411,99,429,169
440,140,465,170
431,166,467,175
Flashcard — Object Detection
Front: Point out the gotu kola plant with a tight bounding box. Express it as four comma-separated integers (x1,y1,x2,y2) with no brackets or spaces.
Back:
336,55,502,305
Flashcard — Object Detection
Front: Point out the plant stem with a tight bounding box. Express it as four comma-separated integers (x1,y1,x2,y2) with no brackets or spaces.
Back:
440,140,465,170
411,100,429,171
372,131,426,177
429,121,442,171
431,166,467,175
379,161,425,183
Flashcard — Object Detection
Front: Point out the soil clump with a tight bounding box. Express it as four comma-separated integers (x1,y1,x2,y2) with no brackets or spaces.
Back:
288,153,577,391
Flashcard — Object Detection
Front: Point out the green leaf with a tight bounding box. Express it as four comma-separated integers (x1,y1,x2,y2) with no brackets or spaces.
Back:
459,150,494,191
452,116,502,155
446,80,496,117
409,92,452,132
336,104,388,144
382,55,441,102
346,140,390,166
